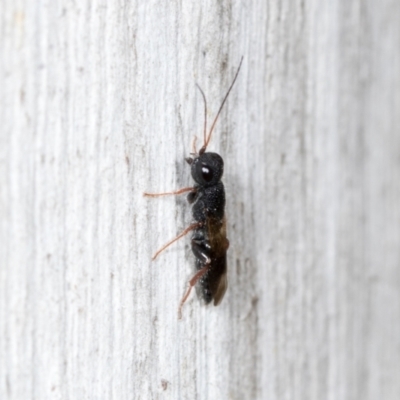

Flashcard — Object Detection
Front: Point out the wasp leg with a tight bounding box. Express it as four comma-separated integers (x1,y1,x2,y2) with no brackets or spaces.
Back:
191,239,212,264
144,187,195,197
186,190,199,204
178,262,211,319
151,222,202,260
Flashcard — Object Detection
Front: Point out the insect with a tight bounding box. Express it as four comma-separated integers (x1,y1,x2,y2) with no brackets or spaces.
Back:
144,57,243,318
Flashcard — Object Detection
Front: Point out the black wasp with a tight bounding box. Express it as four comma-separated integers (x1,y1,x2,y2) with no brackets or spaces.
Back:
144,57,243,318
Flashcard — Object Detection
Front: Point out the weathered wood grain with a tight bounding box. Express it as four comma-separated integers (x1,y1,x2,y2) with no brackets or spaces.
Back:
1,1,399,399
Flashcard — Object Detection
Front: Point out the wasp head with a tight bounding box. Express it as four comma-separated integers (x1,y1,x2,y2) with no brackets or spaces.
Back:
186,152,224,187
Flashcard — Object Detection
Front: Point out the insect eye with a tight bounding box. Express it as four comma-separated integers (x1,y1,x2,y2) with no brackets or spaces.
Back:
201,166,213,182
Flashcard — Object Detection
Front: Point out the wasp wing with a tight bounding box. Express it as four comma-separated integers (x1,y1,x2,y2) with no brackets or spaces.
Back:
213,271,227,306
203,214,229,306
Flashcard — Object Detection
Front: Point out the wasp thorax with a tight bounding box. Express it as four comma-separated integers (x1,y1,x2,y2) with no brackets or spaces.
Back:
191,152,224,186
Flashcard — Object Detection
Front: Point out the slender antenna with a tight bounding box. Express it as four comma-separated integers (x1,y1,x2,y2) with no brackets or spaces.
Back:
199,56,243,155
196,84,208,149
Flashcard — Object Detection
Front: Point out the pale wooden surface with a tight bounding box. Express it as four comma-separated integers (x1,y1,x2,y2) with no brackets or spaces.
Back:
1,1,400,399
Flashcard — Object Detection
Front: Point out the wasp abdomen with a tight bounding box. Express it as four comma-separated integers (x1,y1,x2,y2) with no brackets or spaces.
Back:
196,254,228,305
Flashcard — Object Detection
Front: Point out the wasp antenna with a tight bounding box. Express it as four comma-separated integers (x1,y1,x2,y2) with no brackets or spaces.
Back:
195,83,208,154
191,135,198,154
199,56,243,155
